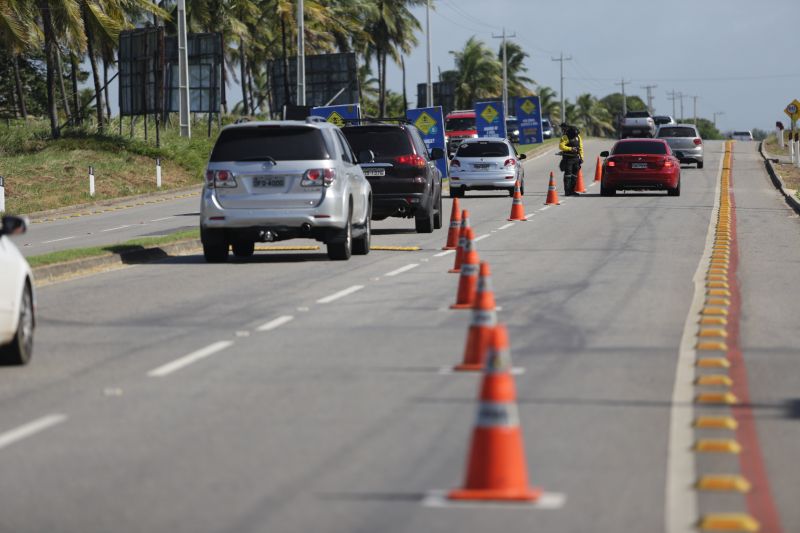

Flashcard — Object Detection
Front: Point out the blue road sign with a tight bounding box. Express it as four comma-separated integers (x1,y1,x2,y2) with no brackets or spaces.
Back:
515,96,543,145
310,104,361,127
474,101,506,138
406,106,448,178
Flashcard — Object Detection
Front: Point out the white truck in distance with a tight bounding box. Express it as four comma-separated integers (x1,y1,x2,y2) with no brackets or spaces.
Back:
620,111,656,139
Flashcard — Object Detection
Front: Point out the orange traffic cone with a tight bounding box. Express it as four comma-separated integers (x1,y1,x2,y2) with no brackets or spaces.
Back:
544,172,560,205
442,197,462,250
449,325,542,502
507,179,528,221
455,262,498,371
593,156,602,182
448,210,470,274
450,228,480,309
575,167,587,193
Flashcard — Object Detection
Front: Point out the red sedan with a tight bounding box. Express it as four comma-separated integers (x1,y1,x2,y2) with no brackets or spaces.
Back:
600,139,681,196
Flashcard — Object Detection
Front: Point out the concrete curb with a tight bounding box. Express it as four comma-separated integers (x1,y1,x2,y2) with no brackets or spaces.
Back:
758,141,800,215
33,239,202,285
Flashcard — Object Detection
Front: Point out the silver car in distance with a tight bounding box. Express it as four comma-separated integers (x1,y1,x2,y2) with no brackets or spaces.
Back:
448,137,526,198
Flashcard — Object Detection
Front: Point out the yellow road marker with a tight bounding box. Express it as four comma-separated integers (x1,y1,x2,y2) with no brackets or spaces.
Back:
699,328,728,338
694,416,738,429
700,316,728,326
696,475,751,493
696,357,730,368
695,374,733,387
695,392,738,405
701,307,729,316
697,341,728,351
707,281,730,289
707,275,727,282
698,514,759,532
705,297,731,306
707,268,728,275
694,439,742,454
370,246,421,251
254,245,320,251
707,288,731,297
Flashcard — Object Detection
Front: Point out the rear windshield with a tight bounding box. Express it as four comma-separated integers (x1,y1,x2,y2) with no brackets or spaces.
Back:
342,126,413,158
658,127,697,138
733,131,751,137
455,141,510,157
210,126,329,161
446,117,476,131
612,141,668,155
653,116,672,124
626,111,651,118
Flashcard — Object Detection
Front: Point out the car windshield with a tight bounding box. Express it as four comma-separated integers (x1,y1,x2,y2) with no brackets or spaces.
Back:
455,141,509,157
446,117,475,131
626,111,650,118
733,131,751,137
653,116,672,124
658,127,697,138
210,126,330,161
613,141,668,155
342,126,413,159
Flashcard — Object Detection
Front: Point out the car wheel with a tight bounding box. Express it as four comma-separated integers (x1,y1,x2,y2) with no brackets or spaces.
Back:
203,241,229,263
508,187,515,197
433,191,443,229
327,212,353,260
449,186,462,198
697,161,704,169
232,240,255,258
352,204,371,255
415,205,434,233
520,179,525,195
0,284,33,365
668,181,681,196
600,183,616,196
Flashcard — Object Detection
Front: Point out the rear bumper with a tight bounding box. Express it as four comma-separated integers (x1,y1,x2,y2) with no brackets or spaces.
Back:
602,171,678,189
450,171,517,189
675,146,704,163
621,126,654,137
372,193,425,217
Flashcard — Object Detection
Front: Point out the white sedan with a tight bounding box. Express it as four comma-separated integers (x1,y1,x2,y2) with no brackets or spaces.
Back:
448,137,526,197
0,216,35,365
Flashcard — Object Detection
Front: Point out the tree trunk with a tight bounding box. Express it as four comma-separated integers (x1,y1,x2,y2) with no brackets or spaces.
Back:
13,54,27,119
247,62,255,115
55,47,72,123
82,6,105,132
280,17,290,108
40,1,60,138
401,56,407,113
375,47,383,116
379,52,387,117
70,54,81,125
103,55,111,120
239,37,249,115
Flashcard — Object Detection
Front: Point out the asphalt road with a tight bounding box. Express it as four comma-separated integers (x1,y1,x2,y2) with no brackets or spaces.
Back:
0,140,797,533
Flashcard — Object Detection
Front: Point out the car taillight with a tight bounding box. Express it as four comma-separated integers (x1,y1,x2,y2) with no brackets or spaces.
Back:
664,159,674,168
607,160,616,168
504,158,516,167
207,169,237,188
394,154,427,168
693,138,702,145
302,168,336,187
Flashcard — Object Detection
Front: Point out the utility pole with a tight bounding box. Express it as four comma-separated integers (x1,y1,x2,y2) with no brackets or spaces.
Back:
615,78,631,116
177,0,190,137
677,92,685,122
493,28,517,116
296,0,305,105
712,111,725,127
667,90,678,119
691,95,698,124
641,84,657,114
425,0,433,107
551,52,572,124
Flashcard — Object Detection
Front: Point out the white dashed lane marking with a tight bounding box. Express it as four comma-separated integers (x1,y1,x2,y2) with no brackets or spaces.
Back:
0,414,67,452
41,236,76,244
385,263,419,277
317,285,364,304
148,340,234,377
101,224,133,232
498,223,514,230
433,250,455,257
257,315,294,332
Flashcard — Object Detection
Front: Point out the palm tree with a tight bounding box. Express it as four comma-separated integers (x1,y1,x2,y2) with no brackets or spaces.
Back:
0,0,39,119
450,36,501,108
573,93,614,137
499,41,534,98
536,85,560,125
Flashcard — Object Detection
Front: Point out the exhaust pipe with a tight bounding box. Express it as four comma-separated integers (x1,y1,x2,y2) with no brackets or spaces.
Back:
301,223,312,233
258,229,275,242
397,206,407,215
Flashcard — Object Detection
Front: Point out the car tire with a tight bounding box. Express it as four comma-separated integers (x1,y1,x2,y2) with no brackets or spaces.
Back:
203,241,229,263
0,284,33,366
520,179,525,195
449,186,463,198
352,204,371,255
232,240,255,258
433,191,443,229
327,212,352,261
668,181,681,196
415,205,434,233
697,161,704,169
600,183,616,196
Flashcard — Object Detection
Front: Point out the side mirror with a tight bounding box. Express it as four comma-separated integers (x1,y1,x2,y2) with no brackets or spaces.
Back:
0,215,28,237
430,147,445,161
600,151,610,158
518,153,527,160
357,149,375,164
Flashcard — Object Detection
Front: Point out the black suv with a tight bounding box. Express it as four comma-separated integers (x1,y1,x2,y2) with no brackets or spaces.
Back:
342,121,444,233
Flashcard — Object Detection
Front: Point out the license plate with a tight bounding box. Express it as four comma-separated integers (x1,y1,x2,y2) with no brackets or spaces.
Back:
253,176,285,187
631,163,648,169
364,169,385,177
473,163,490,169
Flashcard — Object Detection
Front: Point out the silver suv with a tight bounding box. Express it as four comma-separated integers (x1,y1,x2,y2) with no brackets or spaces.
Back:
200,118,372,262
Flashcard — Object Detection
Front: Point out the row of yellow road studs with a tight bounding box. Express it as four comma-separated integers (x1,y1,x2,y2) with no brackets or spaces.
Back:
692,142,759,532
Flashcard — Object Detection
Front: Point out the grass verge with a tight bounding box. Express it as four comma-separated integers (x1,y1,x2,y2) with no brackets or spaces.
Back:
27,228,199,268
764,135,800,197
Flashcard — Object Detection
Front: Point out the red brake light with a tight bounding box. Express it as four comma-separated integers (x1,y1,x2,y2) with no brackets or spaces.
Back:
394,154,426,168
504,158,516,167
302,168,336,187
210,169,237,188
607,160,616,168
451,159,460,168
664,159,673,168
693,138,702,145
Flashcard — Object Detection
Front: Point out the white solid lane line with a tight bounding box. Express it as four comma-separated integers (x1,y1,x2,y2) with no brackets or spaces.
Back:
473,234,490,242
498,223,514,230
41,236,76,244
539,206,551,211
433,250,454,257
316,285,364,304
257,315,294,332
150,216,174,222
385,263,419,277
101,224,133,232
0,414,67,451
148,340,234,378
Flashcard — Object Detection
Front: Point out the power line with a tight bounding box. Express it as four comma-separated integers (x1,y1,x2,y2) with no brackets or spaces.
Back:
552,52,572,124
492,28,516,115
440,0,503,31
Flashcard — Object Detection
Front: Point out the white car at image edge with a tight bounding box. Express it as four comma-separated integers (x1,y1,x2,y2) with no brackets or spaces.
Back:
0,216,35,365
